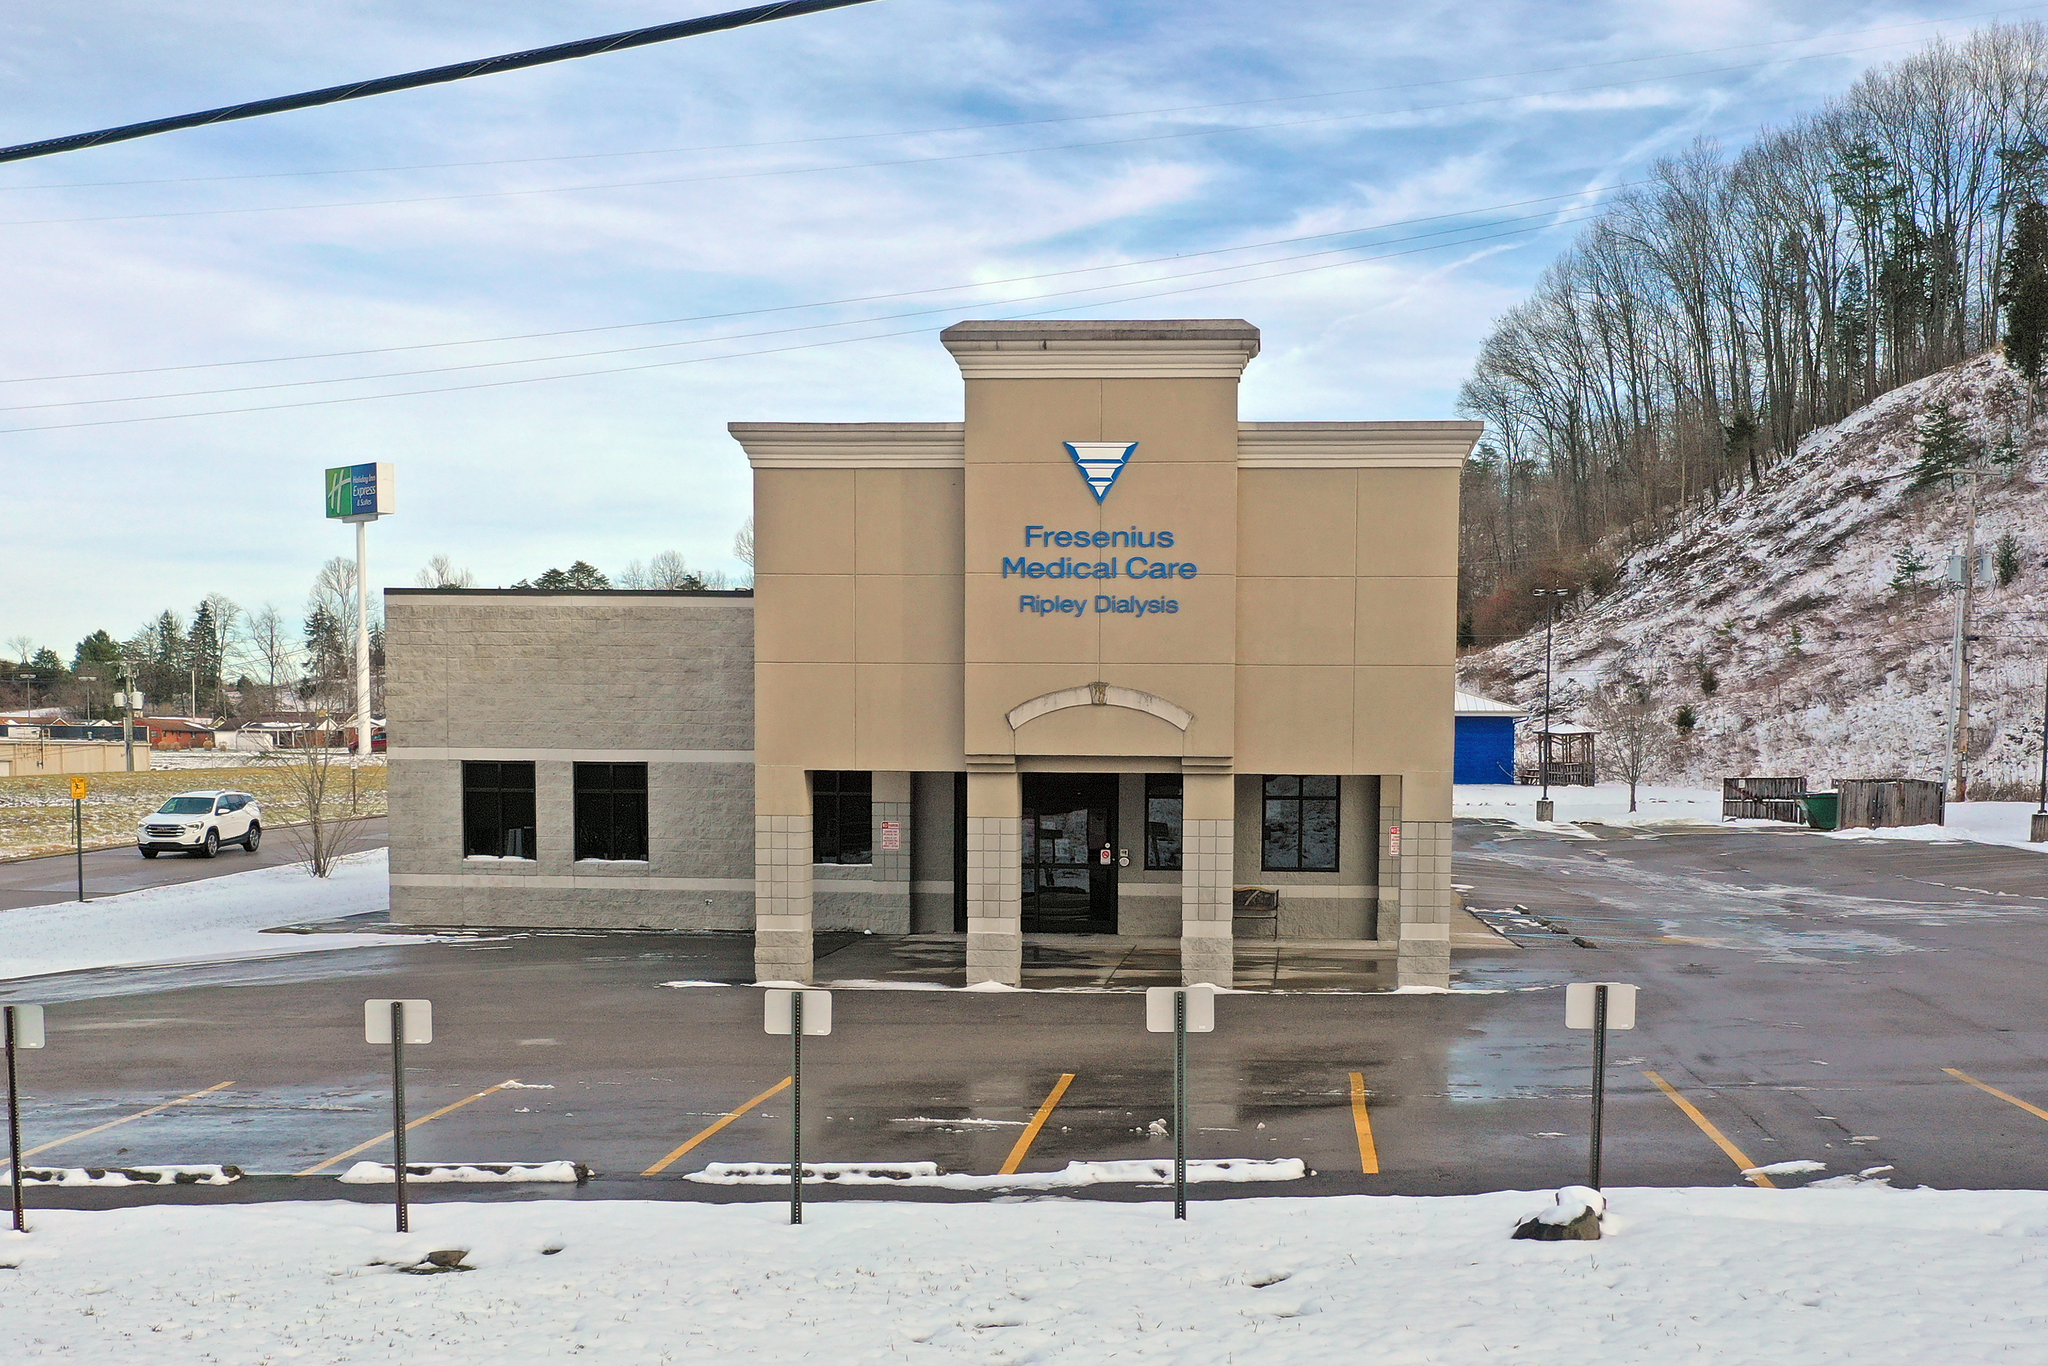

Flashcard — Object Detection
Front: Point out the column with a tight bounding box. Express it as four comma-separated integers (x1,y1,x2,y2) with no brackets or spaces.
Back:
1180,766,1235,986
1393,772,1453,989
965,766,1021,986
754,765,813,984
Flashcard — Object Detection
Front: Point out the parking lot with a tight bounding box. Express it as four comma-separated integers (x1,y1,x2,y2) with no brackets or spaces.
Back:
7,818,2048,1207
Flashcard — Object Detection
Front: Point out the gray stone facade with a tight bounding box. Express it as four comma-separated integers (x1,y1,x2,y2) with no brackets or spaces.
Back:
385,589,756,930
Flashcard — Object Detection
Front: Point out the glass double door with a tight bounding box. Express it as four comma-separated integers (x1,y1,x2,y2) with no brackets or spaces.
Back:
1021,774,1119,933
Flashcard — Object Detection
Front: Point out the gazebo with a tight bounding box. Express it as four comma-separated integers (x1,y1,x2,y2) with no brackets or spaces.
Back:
1518,723,1597,787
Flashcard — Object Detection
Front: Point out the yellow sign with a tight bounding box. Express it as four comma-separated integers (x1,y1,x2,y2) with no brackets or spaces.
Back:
70,777,88,800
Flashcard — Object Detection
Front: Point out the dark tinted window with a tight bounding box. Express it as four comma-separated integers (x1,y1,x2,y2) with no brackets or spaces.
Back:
813,771,872,865
463,761,536,859
574,762,648,861
1262,775,1339,871
1145,774,1183,871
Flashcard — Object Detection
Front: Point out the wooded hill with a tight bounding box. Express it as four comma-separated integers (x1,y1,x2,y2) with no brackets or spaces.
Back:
1457,22,2048,649
1457,350,2046,794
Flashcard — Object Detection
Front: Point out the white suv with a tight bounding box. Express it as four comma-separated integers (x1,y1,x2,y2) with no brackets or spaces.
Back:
137,790,262,859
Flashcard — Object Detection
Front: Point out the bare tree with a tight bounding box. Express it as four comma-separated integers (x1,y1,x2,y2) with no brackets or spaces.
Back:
1587,671,1667,813
258,729,373,877
415,555,474,588
734,516,754,569
4,635,32,665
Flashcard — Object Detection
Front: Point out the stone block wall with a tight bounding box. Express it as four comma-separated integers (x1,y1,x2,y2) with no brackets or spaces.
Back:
384,589,756,930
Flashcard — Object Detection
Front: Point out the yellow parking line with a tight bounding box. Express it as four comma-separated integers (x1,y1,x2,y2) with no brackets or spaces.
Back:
296,1079,519,1176
1000,1073,1076,1176
1944,1067,2048,1122
18,1080,235,1162
642,1077,793,1176
1348,1072,1380,1174
1643,1070,1777,1188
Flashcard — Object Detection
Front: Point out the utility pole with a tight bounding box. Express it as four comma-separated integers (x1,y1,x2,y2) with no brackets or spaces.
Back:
119,656,136,772
1949,467,1999,802
1532,587,1569,822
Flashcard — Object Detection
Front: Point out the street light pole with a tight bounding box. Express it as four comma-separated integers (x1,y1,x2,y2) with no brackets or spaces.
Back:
78,675,97,724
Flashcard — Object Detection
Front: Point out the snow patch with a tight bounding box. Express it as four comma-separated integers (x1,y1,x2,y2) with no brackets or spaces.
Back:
686,1158,1307,1188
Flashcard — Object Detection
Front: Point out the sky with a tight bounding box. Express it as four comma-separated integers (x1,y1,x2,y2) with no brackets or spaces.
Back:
0,0,2026,659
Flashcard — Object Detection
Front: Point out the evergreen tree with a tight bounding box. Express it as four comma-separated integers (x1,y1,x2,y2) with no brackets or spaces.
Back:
188,600,221,707
1890,546,1933,591
70,629,120,676
1911,401,1970,488
27,647,65,682
525,560,611,590
302,605,346,705
2001,199,2048,387
1996,531,2023,586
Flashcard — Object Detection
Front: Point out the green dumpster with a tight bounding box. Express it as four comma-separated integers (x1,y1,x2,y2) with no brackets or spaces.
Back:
1800,792,1839,831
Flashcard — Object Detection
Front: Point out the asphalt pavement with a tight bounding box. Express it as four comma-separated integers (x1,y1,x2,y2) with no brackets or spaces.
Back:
7,816,2048,1209
0,816,389,911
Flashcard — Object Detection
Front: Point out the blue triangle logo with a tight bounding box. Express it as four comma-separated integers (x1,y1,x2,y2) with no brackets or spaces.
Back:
1064,441,1138,503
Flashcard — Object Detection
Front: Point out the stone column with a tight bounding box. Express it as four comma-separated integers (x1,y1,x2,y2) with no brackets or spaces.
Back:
754,765,813,983
965,766,1022,986
1180,766,1235,986
1393,771,1453,990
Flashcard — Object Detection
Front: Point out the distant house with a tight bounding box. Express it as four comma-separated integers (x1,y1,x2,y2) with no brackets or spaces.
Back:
1454,691,1527,784
140,717,217,750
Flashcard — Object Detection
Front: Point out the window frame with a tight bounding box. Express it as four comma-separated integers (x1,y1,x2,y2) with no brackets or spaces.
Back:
1144,773,1183,871
1261,774,1340,872
462,760,537,860
812,770,873,866
573,761,649,863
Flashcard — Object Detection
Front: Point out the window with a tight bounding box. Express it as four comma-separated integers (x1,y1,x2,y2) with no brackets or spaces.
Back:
1262,775,1339,871
813,771,872,865
1144,774,1183,870
574,762,648,862
463,761,536,859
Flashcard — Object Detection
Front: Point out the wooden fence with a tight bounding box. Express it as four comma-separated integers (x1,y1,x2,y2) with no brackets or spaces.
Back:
1722,776,1808,823
1835,779,1945,829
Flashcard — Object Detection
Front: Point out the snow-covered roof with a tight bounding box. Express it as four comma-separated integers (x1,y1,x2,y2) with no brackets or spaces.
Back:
1454,691,1528,718
1534,722,1597,735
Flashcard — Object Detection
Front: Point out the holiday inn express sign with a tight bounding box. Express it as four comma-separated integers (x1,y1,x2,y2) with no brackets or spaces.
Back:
325,462,395,522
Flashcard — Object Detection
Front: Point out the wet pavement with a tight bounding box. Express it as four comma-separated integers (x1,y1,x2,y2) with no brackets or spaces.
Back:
7,817,2048,1209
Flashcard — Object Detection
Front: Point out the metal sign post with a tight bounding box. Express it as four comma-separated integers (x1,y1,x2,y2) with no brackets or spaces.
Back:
1145,985,1215,1220
70,777,87,903
5,1004,46,1233
764,988,831,1226
1565,982,1637,1189
364,998,432,1233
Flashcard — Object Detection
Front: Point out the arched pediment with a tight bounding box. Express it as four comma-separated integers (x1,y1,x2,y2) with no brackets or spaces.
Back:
1005,682,1193,732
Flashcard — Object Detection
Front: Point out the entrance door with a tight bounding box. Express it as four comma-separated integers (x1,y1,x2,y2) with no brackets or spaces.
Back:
1021,774,1119,933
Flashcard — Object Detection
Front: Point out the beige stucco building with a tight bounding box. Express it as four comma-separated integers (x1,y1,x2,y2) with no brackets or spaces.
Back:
385,318,1474,990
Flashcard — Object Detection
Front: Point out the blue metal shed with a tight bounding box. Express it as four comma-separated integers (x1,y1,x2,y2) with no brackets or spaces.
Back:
1454,691,1527,784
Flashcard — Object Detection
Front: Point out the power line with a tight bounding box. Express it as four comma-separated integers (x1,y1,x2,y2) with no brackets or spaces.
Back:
0,182,1633,385
4,4,2028,192
0,1,880,167
0,208,1602,435
0,199,1618,414
0,36,1937,229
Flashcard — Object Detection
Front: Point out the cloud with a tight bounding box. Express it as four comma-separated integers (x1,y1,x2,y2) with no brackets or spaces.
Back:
0,0,1980,647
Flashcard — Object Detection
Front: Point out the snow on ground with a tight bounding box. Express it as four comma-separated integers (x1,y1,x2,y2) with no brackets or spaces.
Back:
1454,783,1730,830
0,849,422,981
1825,800,2048,853
6,1188,2048,1361
1456,783,2048,855
685,1158,1306,1188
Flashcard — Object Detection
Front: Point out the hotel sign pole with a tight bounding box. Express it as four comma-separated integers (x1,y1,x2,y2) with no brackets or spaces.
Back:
324,462,395,761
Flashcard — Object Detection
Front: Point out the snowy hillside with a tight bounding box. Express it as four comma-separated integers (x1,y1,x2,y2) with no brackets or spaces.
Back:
1459,352,2048,793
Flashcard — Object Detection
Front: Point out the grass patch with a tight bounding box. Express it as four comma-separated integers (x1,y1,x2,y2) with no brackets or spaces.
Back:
0,762,387,861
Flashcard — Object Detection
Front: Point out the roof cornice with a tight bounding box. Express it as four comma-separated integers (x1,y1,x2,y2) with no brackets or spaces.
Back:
729,422,965,469
1237,421,1484,469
